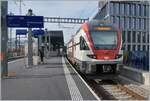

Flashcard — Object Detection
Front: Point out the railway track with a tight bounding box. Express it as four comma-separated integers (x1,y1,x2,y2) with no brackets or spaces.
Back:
83,74,148,100
67,58,148,100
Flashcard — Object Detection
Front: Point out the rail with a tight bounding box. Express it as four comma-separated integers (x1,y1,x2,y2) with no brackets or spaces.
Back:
8,56,24,62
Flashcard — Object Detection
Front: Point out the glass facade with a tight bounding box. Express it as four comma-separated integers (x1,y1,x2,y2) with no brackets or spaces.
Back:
146,5,149,16
144,19,146,29
146,17,149,31
138,45,141,50
113,16,115,23
110,3,113,15
131,4,133,15
116,3,119,14
122,31,125,42
141,19,144,30
96,1,149,71
136,18,139,29
120,4,124,15
124,17,126,29
125,18,128,29
133,4,136,16
126,4,130,15
116,16,119,28
127,45,131,51
142,32,146,43
131,18,134,29
139,4,142,16
127,31,131,43
147,34,149,43
129,4,132,15
132,31,136,42
113,3,116,14
143,45,146,51
129,18,132,28
134,18,136,29
137,4,139,16
139,19,141,29
137,32,141,43
120,17,124,29
133,45,136,51
141,5,144,16
144,5,146,16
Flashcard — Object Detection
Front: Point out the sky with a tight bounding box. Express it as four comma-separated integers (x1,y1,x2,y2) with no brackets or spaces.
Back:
8,0,99,43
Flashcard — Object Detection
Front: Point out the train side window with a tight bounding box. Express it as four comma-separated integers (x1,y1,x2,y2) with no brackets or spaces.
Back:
80,36,89,50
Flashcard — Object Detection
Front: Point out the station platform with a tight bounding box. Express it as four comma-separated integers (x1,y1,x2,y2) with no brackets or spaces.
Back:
2,56,99,100
119,65,149,86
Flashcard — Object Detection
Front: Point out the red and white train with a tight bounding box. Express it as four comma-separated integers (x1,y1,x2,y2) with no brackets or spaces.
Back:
67,20,123,74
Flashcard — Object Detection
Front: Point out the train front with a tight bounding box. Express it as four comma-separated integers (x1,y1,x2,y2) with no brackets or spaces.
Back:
83,20,123,74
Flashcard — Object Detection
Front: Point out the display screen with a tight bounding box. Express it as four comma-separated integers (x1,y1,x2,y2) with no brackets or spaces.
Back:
94,27,112,31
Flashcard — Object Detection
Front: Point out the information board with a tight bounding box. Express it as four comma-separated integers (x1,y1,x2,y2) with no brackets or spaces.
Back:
32,29,44,35
16,29,27,35
7,15,44,28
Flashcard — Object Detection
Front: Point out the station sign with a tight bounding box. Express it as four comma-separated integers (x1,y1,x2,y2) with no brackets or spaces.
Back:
32,29,44,38
16,29,27,35
7,15,44,28
32,29,44,35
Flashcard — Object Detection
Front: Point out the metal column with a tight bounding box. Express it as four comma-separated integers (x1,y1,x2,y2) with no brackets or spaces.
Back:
27,9,33,67
1,1,8,76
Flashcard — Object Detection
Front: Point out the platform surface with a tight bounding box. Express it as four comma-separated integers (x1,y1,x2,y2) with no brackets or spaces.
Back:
119,65,149,85
2,56,97,100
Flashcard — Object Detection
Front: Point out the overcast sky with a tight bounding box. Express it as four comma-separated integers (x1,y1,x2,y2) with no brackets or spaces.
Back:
8,0,99,43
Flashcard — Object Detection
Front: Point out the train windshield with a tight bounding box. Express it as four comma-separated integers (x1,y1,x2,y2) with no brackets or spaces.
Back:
91,31,118,50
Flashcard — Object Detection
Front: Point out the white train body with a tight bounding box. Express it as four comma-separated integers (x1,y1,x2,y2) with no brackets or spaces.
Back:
67,20,123,74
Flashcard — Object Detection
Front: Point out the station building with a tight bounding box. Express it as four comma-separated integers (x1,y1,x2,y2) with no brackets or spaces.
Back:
93,1,149,70
46,30,64,51
39,30,64,56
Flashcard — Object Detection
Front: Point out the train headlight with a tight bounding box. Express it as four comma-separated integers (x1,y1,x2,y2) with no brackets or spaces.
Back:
87,54,97,59
116,54,122,59
104,56,109,60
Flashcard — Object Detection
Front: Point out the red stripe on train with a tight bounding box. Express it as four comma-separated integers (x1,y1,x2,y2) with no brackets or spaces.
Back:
82,23,121,60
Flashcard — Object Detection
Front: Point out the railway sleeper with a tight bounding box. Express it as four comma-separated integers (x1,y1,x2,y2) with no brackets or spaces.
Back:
125,85,148,97
109,91,126,96
112,93,132,99
101,85,117,88
115,96,133,100
103,87,120,92
116,85,146,100
101,86,133,100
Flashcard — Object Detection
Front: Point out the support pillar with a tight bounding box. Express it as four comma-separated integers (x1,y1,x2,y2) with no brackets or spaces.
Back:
1,1,8,77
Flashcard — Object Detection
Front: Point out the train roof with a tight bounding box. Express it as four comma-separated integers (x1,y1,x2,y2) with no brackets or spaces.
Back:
86,19,120,31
